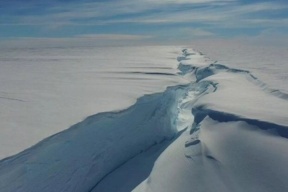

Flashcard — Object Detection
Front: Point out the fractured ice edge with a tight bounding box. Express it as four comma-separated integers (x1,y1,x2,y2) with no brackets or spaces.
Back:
1,48,288,192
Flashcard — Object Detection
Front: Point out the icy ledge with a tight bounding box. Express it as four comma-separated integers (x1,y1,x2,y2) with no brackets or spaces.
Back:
0,75,191,191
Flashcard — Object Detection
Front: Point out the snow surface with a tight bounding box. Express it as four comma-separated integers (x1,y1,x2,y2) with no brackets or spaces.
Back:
0,46,186,159
191,40,288,93
0,46,288,192
134,49,288,192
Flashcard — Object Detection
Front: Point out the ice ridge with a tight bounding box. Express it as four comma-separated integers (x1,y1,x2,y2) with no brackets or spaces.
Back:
0,76,191,192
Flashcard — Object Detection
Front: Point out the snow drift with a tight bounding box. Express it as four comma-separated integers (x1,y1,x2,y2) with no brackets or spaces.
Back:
1,47,288,192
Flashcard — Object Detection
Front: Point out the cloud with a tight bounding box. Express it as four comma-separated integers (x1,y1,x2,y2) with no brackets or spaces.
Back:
0,34,154,48
75,34,152,40
259,28,288,36
115,1,288,26
1,0,288,41
3,0,287,29
183,28,215,37
243,18,288,27
142,0,235,5
3,0,237,25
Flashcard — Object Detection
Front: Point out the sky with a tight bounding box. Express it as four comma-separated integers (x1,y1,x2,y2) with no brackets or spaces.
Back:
1,0,288,46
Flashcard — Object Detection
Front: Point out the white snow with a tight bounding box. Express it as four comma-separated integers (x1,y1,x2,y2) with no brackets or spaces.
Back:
0,46,186,159
0,45,288,192
191,40,288,93
134,49,288,192
195,71,288,126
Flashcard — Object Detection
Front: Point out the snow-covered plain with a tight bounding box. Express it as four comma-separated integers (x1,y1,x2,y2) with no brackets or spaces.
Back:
0,45,288,192
0,46,185,158
191,40,288,93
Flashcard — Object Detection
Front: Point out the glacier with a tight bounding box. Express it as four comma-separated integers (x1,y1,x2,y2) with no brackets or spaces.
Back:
0,47,288,192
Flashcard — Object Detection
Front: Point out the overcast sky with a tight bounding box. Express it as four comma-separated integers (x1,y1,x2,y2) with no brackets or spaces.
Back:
1,0,288,45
